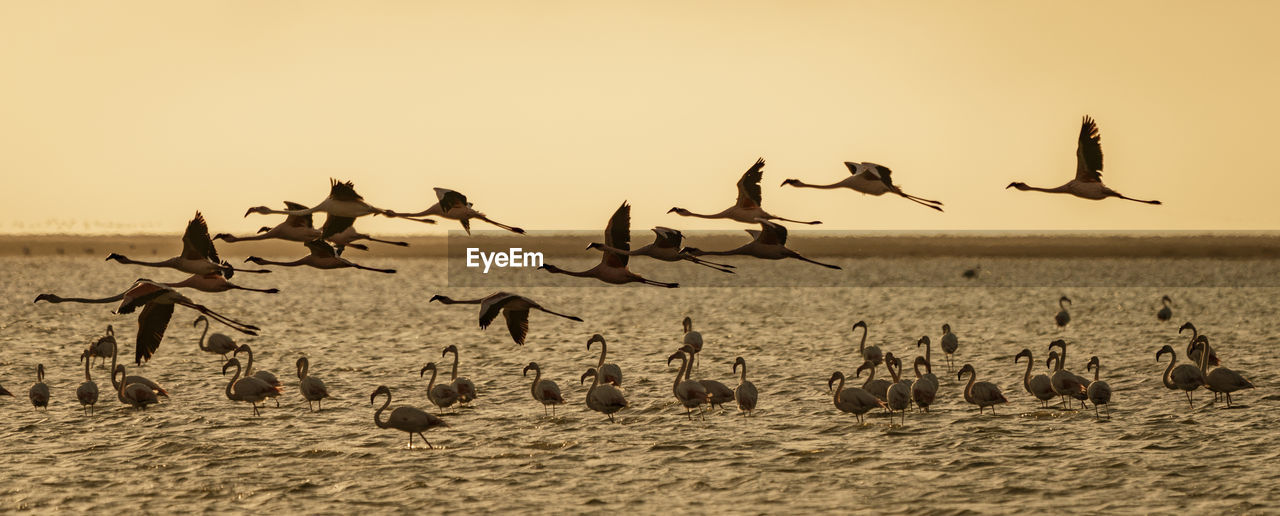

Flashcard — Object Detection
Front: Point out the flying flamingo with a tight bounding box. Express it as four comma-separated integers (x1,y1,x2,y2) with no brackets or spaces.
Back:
234,345,282,407
387,187,524,234
539,202,679,287
1006,116,1161,204
296,357,331,412
780,161,944,211
851,321,883,367
586,334,623,386
194,316,238,360
419,363,459,413
370,385,447,449
114,280,260,365
1014,349,1055,408
430,292,583,345
1085,356,1112,419
827,370,884,424
580,367,629,422
939,324,959,372
1179,322,1218,367
215,202,322,243
1192,335,1254,407
29,364,49,410
910,357,937,412
222,357,278,416
586,227,735,273
77,351,99,415
160,273,280,295
1055,296,1071,327
667,349,708,420
1157,296,1173,321
245,239,396,274
1156,344,1204,409
106,213,269,278
319,213,409,253
245,179,412,221
957,364,1008,414
115,365,159,410
668,158,821,225
682,220,841,270
522,362,565,416
441,345,477,404
732,357,757,416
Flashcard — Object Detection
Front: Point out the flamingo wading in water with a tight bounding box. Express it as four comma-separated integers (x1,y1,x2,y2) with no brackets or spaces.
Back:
958,364,1008,414
370,385,446,449
522,362,565,416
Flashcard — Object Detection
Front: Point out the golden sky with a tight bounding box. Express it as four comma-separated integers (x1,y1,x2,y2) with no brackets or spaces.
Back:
1,2,1277,234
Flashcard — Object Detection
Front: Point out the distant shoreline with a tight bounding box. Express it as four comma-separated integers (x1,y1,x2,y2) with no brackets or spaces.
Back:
3,232,1278,259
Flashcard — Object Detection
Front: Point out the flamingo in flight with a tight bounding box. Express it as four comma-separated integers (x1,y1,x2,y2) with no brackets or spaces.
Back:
668,158,821,225
781,161,944,212
683,220,841,270
245,239,396,274
106,212,269,278
430,292,583,345
1006,116,1161,204
388,187,525,234
215,202,322,244
319,213,409,253
586,226,735,274
245,178,416,221
539,202,679,287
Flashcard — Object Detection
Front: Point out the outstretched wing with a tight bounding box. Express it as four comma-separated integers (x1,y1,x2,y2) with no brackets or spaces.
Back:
479,293,517,329
320,215,356,239
735,158,765,208
758,220,787,246
433,188,469,211
181,212,220,263
1075,116,1103,183
870,164,895,188
283,202,314,228
304,239,337,258
136,302,174,365
329,178,364,201
503,309,531,345
651,226,683,248
844,162,882,181
603,202,630,268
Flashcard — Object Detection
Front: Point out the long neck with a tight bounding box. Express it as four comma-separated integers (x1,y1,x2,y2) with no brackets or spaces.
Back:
924,342,931,365
738,363,748,383
197,318,211,351
596,343,608,369
298,360,309,380
1161,353,1177,389
84,356,92,382
225,363,241,400
964,372,977,403
529,369,542,398
1021,358,1033,392
120,256,180,267
435,297,485,305
117,369,127,398
450,352,460,380
373,393,391,429
1198,342,1211,372
110,342,121,389
861,365,875,388
256,258,308,267
683,208,732,219
791,180,844,189
914,360,924,380
672,358,687,394
243,349,255,374
39,294,124,304
833,376,845,404
546,266,595,278
1028,184,1073,194
858,327,868,353
1093,363,1100,382
887,361,900,383
427,368,438,391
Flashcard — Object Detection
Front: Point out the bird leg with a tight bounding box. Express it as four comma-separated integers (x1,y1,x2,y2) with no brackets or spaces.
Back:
418,433,434,449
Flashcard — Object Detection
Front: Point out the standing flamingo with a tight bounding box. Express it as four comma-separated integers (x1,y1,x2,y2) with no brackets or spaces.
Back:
1085,356,1112,419
939,324,959,372
84,326,116,367
522,362,565,416
1179,322,1218,367
108,338,168,401
29,364,49,410
77,352,99,415
957,364,1008,414
682,220,842,270
115,365,159,410
296,357,331,412
827,370,885,424
668,158,821,225
851,321,883,367
586,334,623,386
586,226,735,273
370,385,446,449
857,358,891,405
780,161,943,211
222,358,278,416
910,357,938,412
419,363,459,413
245,239,396,274
194,316,238,359
539,202,679,287
679,345,734,409
1156,345,1204,409
1192,335,1254,407
580,367,629,422
1157,296,1173,322
682,316,703,372
884,354,912,425
1006,116,1161,204
667,349,708,419
1055,296,1072,328
1047,340,1090,409
387,187,525,234
732,357,757,416
1014,349,1055,408
234,345,282,407
440,345,477,404
430,292,583,345
914,336,939,388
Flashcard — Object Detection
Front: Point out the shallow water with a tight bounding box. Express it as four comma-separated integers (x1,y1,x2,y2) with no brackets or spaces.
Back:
1,256,1276,513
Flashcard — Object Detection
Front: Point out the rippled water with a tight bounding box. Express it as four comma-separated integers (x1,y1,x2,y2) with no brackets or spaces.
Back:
1,257,1277,513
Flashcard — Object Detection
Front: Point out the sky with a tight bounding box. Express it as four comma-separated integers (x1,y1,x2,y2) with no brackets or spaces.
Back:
1,2,1277,235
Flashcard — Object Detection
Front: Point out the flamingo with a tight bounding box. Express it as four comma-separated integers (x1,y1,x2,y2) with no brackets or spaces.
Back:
780,161,943,211
884,354,912,425
682,220,841,270
194,316,238,360
667,349,708,420
1047,340,1090,409
580,367,629,422
732,357,757,416
319,213,409,253
115,365,159,410
939,324,959,372
245,239,396,274
430,292,583,345
856,359,891,406
106,213,269,278
1085,356,1112,419
1179,322,1218,367
109,279,260,365
1006,116,1161,204
914,336,939,388
1157,296,1173,322
827,370,884,424
222,357,277,416
522,362,565,416
1156,344,1204,409
159,272,280,295
76,351,99,415
851,321,882,367
668,158,821,225
682,317,703,372
84,325,116,367
679,345,734,409
957,364,1008,414
1055,296,1071,328
586,334,623,386
1192,336,1254,407
215,202,323,244
441,345,477,404
586,227,735,274
419,363,459,413
1014,349,1055,408
910,357,937,412
29,364,49,410
296,357,331,412
245,179,409,221
234,345,282,407
370,385,446,449
539,202,679,287
387,187,524,234
107,338,168,401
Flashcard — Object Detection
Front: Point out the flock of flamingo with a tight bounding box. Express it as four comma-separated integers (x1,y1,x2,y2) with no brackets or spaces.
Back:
6,116,1257,448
